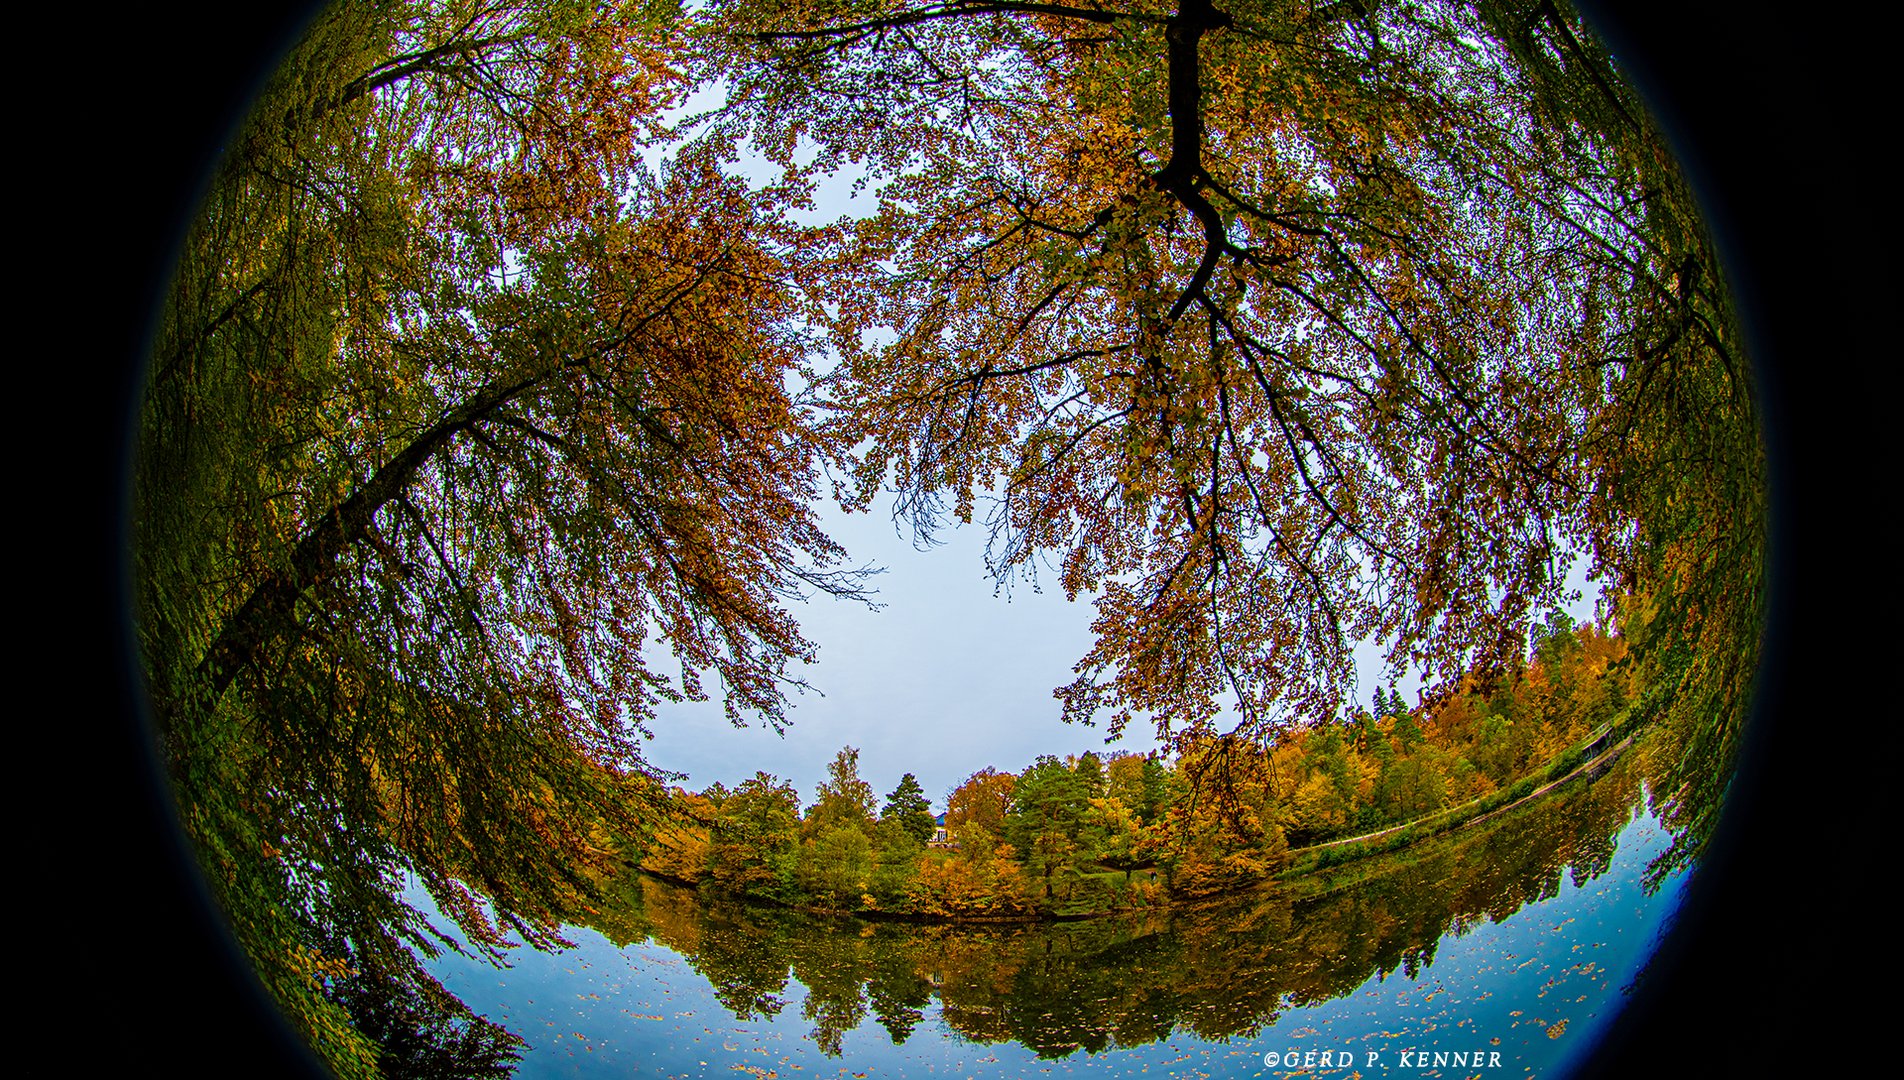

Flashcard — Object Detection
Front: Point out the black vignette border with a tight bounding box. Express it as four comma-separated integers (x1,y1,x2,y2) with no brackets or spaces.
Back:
47,1,332,1075
50,1,1885,1076
1567,1,1886,1076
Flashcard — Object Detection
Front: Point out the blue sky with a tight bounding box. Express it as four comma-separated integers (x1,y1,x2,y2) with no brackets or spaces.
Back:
641,493,1154,812
639,485,1600,812
636,138,1602,811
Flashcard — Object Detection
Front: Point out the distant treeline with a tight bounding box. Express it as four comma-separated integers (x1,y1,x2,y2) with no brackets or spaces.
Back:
587,732,1656,1061
632,613,1633,918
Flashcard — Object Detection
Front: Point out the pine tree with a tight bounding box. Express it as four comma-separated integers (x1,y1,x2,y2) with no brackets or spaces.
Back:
881,773,936,846
1074,751,1106,800
1004,756,1092,900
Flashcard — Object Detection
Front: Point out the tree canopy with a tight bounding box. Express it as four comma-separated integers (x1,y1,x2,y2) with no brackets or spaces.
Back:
135,1,872,1070
704,0,1739,743
133,0,1760,1072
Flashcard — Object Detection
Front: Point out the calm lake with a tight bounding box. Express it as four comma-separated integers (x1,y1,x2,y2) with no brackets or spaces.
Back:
422,740,1689,1078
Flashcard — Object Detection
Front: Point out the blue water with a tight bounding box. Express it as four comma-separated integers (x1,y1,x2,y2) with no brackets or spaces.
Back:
421,804,1687,1078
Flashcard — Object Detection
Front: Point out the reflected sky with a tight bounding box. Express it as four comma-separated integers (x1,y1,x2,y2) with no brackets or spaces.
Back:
420,754,1686,1079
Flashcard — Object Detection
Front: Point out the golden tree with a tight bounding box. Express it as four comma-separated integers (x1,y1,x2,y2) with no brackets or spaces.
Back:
135,2,869,1072
704,0,1757,775
136,0,1759,1069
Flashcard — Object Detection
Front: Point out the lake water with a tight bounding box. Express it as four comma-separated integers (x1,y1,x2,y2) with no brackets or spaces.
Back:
422,744,1689,1078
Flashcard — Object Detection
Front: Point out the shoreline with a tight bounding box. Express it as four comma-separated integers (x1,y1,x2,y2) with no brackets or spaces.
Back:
629,724,1644,927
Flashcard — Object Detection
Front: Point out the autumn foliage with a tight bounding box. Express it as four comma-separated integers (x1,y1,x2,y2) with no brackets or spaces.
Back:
623,616,1633,919
133,0,1760,1072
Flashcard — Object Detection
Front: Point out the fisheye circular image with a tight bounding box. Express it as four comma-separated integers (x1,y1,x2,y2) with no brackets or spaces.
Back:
128,2,1765,1077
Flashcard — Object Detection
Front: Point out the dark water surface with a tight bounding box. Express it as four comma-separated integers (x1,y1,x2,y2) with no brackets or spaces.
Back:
423,744,1688,1078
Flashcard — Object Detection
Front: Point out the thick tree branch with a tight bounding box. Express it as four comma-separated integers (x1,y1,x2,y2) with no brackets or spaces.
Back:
751,0,1167,44
192,361,562,708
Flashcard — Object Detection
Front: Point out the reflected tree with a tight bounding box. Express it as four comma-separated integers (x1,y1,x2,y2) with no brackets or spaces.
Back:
138,0,1758,1066
611,738,1656,1060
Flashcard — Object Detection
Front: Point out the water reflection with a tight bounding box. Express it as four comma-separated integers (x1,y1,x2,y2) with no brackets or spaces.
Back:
426,727,1693,1076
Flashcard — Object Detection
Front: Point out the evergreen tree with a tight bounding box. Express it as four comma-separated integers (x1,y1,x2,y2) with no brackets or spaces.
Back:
1004,755,1092,900
1074,751,1106,800
1389,689,1424,747
881,773,936,846
1136,757,1175,826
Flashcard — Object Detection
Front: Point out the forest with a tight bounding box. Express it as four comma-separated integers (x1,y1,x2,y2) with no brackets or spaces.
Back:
636,610,1637,916
131,0,1761,1075
585,736,1662,1063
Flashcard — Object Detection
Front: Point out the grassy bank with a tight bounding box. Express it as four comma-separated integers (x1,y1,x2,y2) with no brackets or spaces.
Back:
1278,708,1648,882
